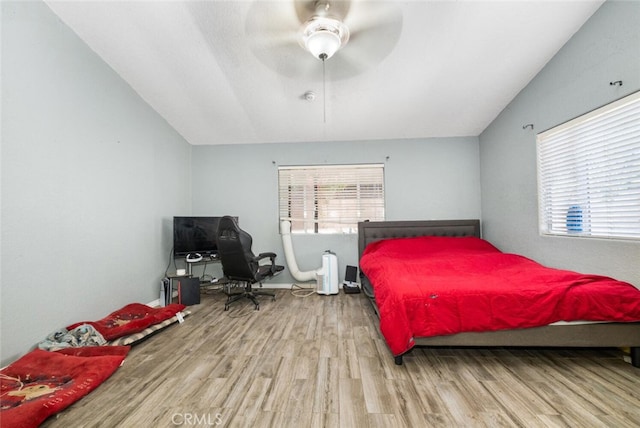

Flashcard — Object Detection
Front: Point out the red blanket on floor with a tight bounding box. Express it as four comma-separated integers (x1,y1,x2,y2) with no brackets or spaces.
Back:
0,347,129,428
360,236,640,356
67,303,185,341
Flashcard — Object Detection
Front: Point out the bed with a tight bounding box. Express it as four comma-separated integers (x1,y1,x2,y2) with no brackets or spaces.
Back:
358,219,640,366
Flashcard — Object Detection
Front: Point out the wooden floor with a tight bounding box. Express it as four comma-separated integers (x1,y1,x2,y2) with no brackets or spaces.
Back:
42,287,640,428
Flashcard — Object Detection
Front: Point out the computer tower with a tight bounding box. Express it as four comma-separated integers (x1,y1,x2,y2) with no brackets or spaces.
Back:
178,277,201,305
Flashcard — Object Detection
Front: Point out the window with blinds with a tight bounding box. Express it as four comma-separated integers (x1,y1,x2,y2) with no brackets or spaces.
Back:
536,91,640,240
278,164,385,234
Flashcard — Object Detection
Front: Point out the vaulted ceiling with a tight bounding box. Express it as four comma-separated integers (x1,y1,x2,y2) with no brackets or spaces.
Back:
45,0,604,145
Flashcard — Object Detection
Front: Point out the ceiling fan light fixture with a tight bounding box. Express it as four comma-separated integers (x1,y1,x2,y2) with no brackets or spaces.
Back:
306,30,341,60
300,16,349,60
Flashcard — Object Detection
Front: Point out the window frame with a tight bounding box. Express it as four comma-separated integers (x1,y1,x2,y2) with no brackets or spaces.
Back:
278,163,385,234
536,90,640,241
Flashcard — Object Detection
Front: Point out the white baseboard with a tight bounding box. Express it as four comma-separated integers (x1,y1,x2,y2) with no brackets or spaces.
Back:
148,290,179,308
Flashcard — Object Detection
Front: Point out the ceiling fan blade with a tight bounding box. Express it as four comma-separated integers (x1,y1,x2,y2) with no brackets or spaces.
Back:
345,0,402,38
324,53,368,80
245,1,313,77
245,0,402,80
321,1,403,79
245,1,299,43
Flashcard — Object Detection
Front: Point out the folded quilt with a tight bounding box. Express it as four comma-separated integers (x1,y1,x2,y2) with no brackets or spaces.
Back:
66,303,186,341
108,309,191,346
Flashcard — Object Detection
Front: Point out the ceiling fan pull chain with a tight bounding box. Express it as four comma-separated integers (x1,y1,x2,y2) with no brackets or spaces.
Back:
321,54,327,123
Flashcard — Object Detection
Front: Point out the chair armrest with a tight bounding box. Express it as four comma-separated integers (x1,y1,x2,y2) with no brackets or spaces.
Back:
255,252,279,275
256,252,277,261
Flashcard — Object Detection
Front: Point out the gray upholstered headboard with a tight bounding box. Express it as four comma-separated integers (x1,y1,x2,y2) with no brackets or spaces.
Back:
357,219,481,261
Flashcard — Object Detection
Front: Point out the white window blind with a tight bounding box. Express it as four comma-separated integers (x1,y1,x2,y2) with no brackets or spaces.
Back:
278,164,385,234
537,91,640,240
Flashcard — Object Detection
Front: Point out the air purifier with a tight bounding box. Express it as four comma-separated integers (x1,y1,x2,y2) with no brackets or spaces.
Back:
317,250,339,295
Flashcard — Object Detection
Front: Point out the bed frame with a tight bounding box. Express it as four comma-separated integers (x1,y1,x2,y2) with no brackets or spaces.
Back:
358,219,640,367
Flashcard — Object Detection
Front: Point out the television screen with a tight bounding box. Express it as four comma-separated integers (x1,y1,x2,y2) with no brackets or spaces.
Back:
173,216,225,257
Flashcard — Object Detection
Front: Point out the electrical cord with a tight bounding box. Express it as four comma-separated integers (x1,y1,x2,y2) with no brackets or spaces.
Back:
290,282,316,298
164,247,174,277
198,260,211,282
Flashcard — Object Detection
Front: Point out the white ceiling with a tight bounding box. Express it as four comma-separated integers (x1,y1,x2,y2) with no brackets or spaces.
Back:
44,0,604,146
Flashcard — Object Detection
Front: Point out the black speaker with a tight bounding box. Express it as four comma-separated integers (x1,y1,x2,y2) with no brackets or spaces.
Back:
178,277,201,306
343,265,360,294
345,265,358,283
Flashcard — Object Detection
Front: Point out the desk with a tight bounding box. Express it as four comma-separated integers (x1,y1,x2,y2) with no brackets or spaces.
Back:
185,255,219,273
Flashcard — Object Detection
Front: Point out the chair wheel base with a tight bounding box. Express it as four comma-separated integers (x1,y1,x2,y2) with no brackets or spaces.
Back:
223,289,274,311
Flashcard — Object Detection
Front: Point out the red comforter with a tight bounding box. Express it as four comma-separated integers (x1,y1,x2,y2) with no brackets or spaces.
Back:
360,236,640,356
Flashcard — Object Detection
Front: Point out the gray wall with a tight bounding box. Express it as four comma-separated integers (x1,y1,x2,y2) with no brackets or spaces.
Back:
1,1,191,365
5,0,636,368
480,0,640,286
192,138,482,284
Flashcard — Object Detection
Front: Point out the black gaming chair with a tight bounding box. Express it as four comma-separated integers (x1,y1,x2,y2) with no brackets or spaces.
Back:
216,216,284,310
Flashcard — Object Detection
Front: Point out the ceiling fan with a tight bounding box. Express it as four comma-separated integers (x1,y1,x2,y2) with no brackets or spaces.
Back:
245,0,403,80
298,0,351,61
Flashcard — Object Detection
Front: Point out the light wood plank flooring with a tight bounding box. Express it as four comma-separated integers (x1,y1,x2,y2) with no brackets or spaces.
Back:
42,287,640,427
